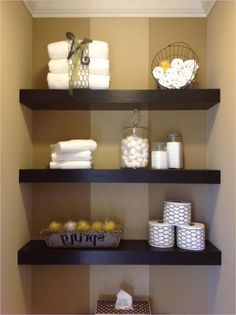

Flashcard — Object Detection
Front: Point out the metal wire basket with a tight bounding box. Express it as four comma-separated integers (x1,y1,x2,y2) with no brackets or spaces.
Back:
151,42,199,89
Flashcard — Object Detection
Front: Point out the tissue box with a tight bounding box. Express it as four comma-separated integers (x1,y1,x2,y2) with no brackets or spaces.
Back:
95,300,151,315
41,230,122,248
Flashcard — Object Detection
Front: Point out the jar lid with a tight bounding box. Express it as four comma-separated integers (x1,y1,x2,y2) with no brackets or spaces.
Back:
167,133,182,141
152,141,166,150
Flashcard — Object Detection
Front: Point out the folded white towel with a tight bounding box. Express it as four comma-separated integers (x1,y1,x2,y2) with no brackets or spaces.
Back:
48,41,69,60
89,40,109,59
48,40,109,60
51,139,97,154
48,58,110,76
51,151,92,162
50,161,92,169
47,72,110,90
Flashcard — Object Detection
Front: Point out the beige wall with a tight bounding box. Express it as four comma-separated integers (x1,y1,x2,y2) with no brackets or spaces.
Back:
0,1,33,314
31,17,209,314
31,18,91,314
207,2,236,314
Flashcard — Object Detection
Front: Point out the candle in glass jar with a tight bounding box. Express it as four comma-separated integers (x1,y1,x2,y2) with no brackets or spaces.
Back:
167,133,183,169
151,142,168,169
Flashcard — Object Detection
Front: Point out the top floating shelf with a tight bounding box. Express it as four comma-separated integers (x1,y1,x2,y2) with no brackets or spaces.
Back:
20,89,220,110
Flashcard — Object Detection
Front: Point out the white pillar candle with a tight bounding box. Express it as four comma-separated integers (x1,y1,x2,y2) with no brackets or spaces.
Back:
167,141,183,168
151,151,168,169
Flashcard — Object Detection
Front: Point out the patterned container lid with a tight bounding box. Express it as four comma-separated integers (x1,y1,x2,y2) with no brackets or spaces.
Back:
95,300,151,314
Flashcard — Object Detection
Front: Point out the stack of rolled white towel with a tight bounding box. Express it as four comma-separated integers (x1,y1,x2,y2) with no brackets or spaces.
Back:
50,139,97,169
47,40,110,89
152,58,199,89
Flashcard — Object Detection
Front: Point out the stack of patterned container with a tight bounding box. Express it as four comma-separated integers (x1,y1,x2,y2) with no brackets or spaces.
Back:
149,200,205,250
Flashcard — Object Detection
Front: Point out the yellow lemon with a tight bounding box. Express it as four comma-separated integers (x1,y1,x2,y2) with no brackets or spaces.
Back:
91,221,104,231
104,220,116,231
160,59,171,71
77,220,90,232
48,221,62,232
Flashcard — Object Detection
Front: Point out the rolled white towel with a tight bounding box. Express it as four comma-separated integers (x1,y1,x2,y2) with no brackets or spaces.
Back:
51,151,92,162
152,66,164,80
48,58,110,76
179,68,194,82
47,40,109,60
183,59,199,71
165,68,178,79
50,161,92,169
159,74,173,88
47,72,110,90
51,139,97,154
172,76,187,89
171,58,184,70
48,41,69,60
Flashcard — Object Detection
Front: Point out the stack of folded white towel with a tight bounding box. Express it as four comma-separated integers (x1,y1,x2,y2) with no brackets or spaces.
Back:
50,139,97,169
47,40,110,89
152,58,199,89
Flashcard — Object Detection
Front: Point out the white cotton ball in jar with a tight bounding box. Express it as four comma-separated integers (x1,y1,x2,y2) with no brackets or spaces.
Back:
64,221,77,231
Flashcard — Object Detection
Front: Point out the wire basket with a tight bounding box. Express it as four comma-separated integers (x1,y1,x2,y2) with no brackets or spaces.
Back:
151,42,199,89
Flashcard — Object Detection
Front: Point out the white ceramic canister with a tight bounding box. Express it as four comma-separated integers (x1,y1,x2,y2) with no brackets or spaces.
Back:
166,133,183,169
151,142,168,169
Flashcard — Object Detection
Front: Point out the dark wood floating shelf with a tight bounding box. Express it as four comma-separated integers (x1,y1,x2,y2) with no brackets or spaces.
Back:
18,240,221,265
19,169,220,184
20,89,220,110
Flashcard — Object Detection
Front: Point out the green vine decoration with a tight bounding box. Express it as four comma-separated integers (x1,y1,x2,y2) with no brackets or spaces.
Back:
66,32,92,96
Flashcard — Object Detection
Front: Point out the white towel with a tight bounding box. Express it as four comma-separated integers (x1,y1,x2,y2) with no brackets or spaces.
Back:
171,58,184,70
50,161,92,169
51,139,97,154
152,66,164,80
159,74,173,88
172,76,187,89
48,40,109,60
88,40,109,59
183,59,199,71
51,151,92,162
48,58,110,76
48,41,69,60
47,72,110,89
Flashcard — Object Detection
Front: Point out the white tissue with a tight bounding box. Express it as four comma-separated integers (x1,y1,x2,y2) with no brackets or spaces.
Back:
115,289,133,311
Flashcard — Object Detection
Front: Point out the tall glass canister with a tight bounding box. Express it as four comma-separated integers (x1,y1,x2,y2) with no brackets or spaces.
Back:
121,110,149,168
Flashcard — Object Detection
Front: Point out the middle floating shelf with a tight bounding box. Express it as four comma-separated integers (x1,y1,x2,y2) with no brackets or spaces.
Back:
19,169,221,184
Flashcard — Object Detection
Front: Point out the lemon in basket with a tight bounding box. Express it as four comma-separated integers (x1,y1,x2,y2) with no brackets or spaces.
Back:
91,221,104,231
48,221,63,232
77,220,90,232
104,220,117,232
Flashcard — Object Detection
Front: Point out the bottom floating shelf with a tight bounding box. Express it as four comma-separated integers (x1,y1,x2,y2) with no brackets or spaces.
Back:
18,240,221,265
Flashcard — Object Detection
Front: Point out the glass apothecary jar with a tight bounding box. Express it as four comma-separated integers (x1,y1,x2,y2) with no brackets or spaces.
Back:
121,110,149,168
